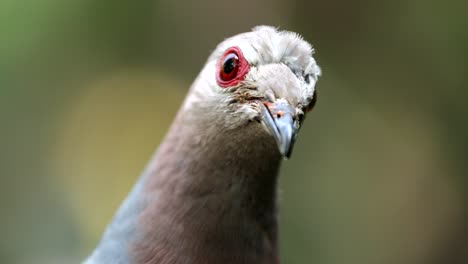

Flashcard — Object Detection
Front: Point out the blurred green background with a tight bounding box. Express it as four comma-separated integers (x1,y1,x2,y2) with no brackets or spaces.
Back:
1,0,467,263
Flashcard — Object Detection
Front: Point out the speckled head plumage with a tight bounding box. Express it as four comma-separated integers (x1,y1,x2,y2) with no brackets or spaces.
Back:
84,26,322,264
186,26,321,158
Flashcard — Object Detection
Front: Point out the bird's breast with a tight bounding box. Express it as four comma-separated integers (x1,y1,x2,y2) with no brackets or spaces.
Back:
132,121,282,264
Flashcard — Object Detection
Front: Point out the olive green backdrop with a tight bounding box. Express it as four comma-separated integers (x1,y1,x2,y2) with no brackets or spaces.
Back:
1,0,467,263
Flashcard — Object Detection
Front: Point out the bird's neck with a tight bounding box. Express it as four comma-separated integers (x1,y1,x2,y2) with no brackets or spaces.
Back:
134,103,283,263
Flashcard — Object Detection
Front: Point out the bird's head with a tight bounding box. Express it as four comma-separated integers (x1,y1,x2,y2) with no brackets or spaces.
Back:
186,26,321,159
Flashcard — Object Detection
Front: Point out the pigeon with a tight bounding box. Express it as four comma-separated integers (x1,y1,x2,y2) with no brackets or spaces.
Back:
84,25,321,264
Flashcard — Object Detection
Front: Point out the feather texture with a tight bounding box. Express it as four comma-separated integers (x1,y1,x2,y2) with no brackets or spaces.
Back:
84,26,320,264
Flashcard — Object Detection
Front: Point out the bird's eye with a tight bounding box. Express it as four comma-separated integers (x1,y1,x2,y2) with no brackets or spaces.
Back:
220,53,239,81
216,46,250,88
297,113,305,124
304,74,311,84
305,90,317,112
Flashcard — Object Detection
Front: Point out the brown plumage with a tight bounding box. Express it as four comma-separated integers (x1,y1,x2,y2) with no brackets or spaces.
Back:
84,26,321,264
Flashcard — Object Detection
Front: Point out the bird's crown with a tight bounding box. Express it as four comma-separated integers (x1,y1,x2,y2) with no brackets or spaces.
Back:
187,26,321,158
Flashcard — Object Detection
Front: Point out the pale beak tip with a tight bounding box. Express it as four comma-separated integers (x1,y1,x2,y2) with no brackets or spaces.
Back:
260,102,298,159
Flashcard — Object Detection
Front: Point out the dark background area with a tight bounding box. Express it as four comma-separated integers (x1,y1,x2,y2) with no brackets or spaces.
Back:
1,0,467,263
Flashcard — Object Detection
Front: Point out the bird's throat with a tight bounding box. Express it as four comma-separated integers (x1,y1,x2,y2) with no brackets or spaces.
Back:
134,109,282,264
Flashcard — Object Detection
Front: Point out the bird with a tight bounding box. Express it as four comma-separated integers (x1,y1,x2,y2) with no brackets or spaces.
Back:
84,26,321,264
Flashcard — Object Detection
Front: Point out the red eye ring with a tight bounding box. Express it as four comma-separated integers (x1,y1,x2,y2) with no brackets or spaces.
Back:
216,46,250,88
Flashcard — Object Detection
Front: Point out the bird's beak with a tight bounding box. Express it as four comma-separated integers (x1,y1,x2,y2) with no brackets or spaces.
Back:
260,101,298,159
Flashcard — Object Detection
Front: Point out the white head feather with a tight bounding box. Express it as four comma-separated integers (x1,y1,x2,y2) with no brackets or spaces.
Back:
184,26,321,129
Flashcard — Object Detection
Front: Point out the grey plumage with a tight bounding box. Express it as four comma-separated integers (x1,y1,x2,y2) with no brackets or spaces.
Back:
85,26,321,264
